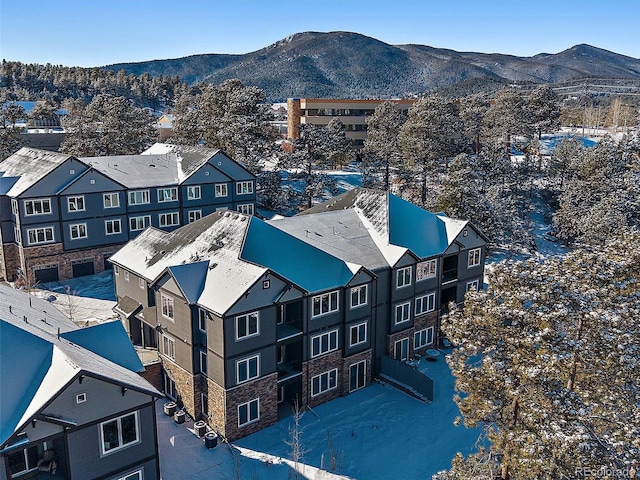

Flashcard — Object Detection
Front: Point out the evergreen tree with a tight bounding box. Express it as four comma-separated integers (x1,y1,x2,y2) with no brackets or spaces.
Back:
324,117,352,169
483,87,533,156
398,94,462,206
459,93,490,155
363,101,407,190
441,233,640,479
0,95,26,159
60,94,156,156
27,99,59,127
528,85,561,140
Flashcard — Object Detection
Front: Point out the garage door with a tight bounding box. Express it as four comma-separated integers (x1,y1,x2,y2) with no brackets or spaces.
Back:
34,264,59,283
72,258,95,278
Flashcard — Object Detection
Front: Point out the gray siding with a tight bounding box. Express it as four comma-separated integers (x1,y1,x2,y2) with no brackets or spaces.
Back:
66,403,157,480
20,158,87,198
225,344,276,389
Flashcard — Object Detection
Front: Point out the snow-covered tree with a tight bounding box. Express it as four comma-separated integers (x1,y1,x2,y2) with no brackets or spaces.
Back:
363,100,407,190
60,94,156,156
324,117,353,169
528,85,561,140
441,233,640,479
483,87,533,156
27,99,59,127
459,93,490,155
0,95,26,159
398,94,462,206
282,123,339,210
553,137,640,245
170,79,278,174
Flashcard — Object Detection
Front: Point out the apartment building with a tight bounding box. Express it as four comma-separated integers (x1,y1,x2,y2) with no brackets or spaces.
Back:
0,143,255,284
110,188,486,441
287,98,415,145
0,285,161,480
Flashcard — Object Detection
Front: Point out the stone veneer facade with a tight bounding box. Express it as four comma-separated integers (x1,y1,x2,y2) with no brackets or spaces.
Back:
2,241,123,284
387,328,415,359
303,349,344,409
223,373,278,441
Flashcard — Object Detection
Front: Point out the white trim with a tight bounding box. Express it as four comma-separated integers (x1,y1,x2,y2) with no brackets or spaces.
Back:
235,311,259,340
159,212,180,227
236,181,254,195
69,223,88,240
161,293,175,320
100,411,140,456
311,329,339,357
105,219,122,235
311,368,338,397
350,284,368,309
24,198,51,216
157,187,178,203
215,183,228,197
128,189,150,205
394,301,411,325
103,192,120,208
67,195,85,212
396,266,412,288
416,259,437,281
187,185,201,200
236,354,260,384
27,226,54,245
415,292,436,315
312,290,339,318
468,248,481,268
349,321,367,347
414,327,434,349
238,398,260,427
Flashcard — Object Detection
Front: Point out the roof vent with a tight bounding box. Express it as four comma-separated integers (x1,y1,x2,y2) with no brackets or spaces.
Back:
209,263,218,270
150,164,156,168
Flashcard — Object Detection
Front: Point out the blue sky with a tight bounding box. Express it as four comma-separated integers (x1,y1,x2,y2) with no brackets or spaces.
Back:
2,0,639,67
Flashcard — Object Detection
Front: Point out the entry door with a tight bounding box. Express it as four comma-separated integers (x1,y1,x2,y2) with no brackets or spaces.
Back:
163,372,177,400
394,338,409,361
349,360,366,392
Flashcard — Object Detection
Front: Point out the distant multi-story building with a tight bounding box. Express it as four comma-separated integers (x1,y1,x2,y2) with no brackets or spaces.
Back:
287,98,415,146
0,284,161,480
110,188,486,441
0,143,256,284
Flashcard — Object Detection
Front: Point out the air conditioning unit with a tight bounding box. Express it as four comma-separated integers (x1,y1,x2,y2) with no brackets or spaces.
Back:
193,420,207,437
174,410,186,424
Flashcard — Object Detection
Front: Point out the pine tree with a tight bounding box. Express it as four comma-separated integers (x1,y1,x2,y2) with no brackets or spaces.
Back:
483,87,533,156
363,100,407,190
398,94,463,206
528,85,561,141
0,95,26,159
441,233,640,479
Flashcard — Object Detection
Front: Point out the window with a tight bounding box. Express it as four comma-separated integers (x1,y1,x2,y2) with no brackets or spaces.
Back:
187,185,201,200
27,227,54,245
394,338,409,361
237,204,254,215
414,327,434,349
161,294,174,320
188,210,202,223
129,215,151,231
416,259,437,281
238,398,259,426
24,198,51,216
312,290,339,317
199,350,207,375
162,335,175,360
236,312,259,340
157,187,178,203
349,322,367,347
7,445,39,476
396,266,412,288
11,199,18,215
14,227,22,244
100,411,139,454
105,219,122,235
67,195,85,212
198,308,207,332
466,280,479,292
350,285,367,308
236,181,253,195
236,355,259,383
139,277,145,289
395,302,411,325
124,270,130,281
262,280,270,289
159,212,179,227
114,265,119,276
104,192,120,208
118,471,142,480
311,329,338,357
415,293,436,315
76,393,87,404
128,190,150,205
468,248,481,268
70,223,88,240
311,369,338,397
215,183,228,197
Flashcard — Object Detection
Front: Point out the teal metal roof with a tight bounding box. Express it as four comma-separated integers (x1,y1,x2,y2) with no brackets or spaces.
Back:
0,321,53,446
242,217,356,293
61,320,144,373
388,193,450,258
168,261,209,304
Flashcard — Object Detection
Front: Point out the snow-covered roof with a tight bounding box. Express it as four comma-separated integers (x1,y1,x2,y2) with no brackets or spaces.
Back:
111,209,363,315
83,153,184,187
287,188,471,266
0,147,74,197
0,285,159,448
142,143,254,181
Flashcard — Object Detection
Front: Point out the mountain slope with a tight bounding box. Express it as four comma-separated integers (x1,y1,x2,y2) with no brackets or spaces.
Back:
103,31,640,101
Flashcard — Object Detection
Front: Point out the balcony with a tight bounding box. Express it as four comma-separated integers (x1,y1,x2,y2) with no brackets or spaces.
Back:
441,268,458,283
277,359,303,381
276,321,302,342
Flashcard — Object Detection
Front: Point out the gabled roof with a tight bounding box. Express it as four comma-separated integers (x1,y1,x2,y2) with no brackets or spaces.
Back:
283,188,477,267
110,209,363,316
242,217,359,292
0,285,160,448
167,261,209,304
143,143,254,181
83,153,183,188
0,148,76,197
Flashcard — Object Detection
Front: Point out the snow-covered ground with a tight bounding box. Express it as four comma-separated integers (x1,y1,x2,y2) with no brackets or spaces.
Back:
156,350,481,480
